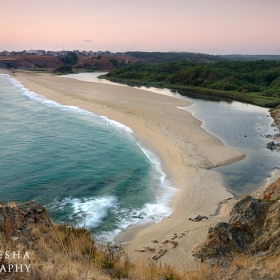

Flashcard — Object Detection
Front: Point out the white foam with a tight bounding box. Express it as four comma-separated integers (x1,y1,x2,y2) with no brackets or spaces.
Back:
96,196,176,241
4,74,177,239
4,74,133,134
50,196,117,228
96,152,177,241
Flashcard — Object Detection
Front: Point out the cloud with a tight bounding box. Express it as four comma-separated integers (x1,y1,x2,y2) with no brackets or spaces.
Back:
84,39,92,43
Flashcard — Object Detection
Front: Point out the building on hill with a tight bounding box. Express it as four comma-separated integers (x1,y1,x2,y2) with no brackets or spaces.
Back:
47,51,57,56
36,50,46,56
1,50,10,56
27,49,37,54
73,50,81,56
59,51,69,57
81,50,89,56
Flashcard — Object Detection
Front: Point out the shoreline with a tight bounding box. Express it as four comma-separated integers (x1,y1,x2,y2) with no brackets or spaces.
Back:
3,70,246,272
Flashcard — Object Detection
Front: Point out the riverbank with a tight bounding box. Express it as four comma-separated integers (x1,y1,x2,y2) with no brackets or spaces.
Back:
4,70,245,272
102,59,280,108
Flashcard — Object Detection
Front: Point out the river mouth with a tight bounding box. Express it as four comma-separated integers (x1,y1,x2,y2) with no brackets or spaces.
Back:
182,98,278,195
63,72,280,196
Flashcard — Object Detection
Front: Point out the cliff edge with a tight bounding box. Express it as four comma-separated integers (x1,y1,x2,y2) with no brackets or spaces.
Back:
192,178,280,279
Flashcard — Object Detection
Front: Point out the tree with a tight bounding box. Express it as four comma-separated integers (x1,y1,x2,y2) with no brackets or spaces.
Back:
61,52,78,66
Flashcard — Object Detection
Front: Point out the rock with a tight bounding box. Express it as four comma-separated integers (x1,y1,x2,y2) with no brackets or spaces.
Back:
169,241,178,248
189,215,208,222
171,234,177,240
143,246,155,252
262,178,280,200
266,141,276,149
162,240,169,244
151,239,158,243
178,233,185,239
192,195,279,262
134,249,146,253
266,141,280,151
152,249,167,261
263,134,273,138
0,201,52,238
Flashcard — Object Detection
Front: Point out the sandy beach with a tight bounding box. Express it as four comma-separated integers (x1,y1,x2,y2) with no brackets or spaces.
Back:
5,70,246,272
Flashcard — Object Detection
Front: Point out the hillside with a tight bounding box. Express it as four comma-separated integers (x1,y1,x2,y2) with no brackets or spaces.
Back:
192,177,280,279
0,54,140,72
0,55,63,70
220,54,280,61
0,52,224,72
73,54,142,71
2,178,280,279
124,51,224,63
102,60,280,107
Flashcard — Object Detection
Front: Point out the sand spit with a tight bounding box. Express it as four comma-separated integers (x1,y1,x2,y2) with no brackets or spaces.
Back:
7,71,245,272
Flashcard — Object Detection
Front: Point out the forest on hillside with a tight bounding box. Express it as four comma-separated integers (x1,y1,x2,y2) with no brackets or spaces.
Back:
103,60,280,107
125,51,224,63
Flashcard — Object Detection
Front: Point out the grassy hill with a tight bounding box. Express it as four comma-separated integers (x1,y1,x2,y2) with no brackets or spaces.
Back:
0,55,63,71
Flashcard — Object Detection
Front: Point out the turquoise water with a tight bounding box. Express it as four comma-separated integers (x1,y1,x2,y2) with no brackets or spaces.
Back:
0,74,174,239
64,73,280,196
2,71,279,242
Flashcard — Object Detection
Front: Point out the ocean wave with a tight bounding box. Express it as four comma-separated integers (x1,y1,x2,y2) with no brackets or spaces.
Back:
48,191,175,242
5,75,133,134
105,196,174,241
49,196,117,228
4,74,176,240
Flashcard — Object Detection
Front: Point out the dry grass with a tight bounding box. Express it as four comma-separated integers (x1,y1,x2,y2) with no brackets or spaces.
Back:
0,203,280,279
30,227,41,239
0,217,192,280
232,254,254,269
6,201,17,208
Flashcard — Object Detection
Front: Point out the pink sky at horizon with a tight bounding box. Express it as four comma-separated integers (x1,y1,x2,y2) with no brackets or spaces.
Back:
1,0,280,55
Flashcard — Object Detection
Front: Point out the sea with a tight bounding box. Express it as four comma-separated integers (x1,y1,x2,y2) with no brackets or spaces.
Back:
0,74,175,240
1,72,280,240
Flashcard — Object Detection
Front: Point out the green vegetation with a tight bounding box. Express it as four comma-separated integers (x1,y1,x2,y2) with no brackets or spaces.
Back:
220,54,280,61
53,65,73,74
103,60,280,107
60,51,78,66
125,51,224,63
109,58,119,68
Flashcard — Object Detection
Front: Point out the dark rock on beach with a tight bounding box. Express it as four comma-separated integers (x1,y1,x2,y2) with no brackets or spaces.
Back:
189,215,208,222
192,195,280,262
266,141,280,151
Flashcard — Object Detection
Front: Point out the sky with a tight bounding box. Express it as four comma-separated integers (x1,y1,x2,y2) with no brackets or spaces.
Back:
1,0,280,55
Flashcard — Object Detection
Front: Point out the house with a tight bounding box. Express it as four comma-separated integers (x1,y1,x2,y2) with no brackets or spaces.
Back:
81,50,89,56
36,50,46,56
59,51,69,57
2,50,10,56
47,51,57,56
27,49,37,54
73,50,81,55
